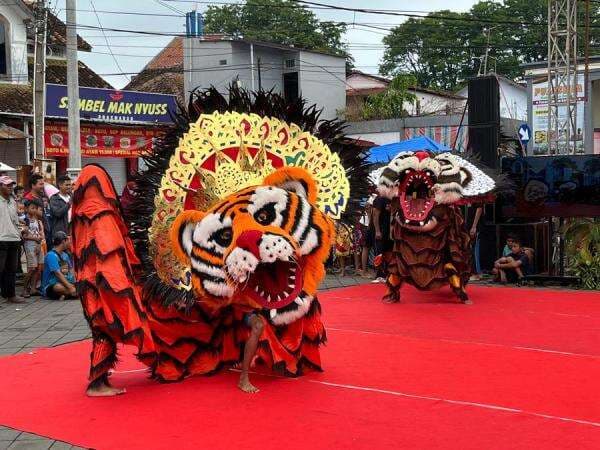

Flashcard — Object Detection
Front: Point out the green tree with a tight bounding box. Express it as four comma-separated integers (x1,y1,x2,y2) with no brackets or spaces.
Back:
381,1,600,91
361,75,417,120
204,0,348,56
380,11,476,91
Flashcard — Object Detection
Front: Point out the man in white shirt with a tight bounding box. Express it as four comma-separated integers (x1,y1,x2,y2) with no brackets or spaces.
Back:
0,175,24,303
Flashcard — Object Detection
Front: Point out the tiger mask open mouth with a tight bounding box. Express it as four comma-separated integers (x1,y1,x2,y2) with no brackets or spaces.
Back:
170,167,334,326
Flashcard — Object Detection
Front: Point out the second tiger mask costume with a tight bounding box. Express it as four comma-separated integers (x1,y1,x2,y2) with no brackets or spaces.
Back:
376,150,495,303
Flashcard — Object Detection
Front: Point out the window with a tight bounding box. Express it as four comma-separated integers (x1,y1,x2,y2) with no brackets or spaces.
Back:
285,59,296,69
219,59,227,66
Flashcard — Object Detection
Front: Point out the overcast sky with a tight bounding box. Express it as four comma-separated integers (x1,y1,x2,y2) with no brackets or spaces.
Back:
53,0,479,89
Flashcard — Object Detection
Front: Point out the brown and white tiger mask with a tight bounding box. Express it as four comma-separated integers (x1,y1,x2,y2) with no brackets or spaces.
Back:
377,150,495,232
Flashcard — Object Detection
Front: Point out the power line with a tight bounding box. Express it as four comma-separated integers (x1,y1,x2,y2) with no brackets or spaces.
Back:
153,0,186,15
88,0,130,81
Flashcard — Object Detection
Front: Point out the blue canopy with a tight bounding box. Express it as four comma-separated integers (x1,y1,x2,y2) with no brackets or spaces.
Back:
368,136,451,163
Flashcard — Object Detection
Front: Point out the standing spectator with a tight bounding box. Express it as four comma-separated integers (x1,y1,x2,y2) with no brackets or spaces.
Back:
24,173,45,202
352,211,366,276
21,199,44,298
0,175,24,303
353,201,372,277
371,194,393,283
25,173,51,245
41,231,77,300
49,174,72,235
334,221,352,277
465,203,484,280
13,185,25,216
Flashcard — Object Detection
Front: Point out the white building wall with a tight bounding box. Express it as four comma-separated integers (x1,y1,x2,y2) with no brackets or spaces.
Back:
403,91,465,116
457,79,527,121
346,73,387,91
184,39,238,99
498,82,527,121
185,41,346,120
298,51,346,120
0,5,30,84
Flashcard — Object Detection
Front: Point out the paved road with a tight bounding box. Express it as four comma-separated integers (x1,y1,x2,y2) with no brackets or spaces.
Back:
0,273,366,449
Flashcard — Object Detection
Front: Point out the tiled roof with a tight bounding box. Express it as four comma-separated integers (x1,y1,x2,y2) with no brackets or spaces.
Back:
125,37,184,103
31,58,112,89
0,58,112,116
0,84,33,115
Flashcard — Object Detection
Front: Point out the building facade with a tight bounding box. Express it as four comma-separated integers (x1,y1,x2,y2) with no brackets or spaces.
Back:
346,70,466,121
183,37,346,120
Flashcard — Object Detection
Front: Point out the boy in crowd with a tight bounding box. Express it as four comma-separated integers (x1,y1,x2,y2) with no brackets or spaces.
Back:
493,238,530,284
502,234,517,257
21,199,45,297
41,231,77,300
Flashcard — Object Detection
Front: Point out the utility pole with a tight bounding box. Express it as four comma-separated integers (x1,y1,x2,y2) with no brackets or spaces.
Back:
66,0,81,179
547,0,578,155
32,0,47,162
257,57,262,90
477,26,496,77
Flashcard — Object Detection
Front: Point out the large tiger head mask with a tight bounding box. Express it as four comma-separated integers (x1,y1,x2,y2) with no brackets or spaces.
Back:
377,150,495,232
170,167,333,326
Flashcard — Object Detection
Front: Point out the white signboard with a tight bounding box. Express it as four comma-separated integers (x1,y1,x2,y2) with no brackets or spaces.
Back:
531,74,585,155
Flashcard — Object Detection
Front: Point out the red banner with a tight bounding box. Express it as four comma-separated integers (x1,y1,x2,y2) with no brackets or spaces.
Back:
44,122,160,158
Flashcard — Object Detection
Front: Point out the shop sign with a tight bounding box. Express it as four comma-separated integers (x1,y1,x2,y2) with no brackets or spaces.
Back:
44,122,160,158
45,84,177,124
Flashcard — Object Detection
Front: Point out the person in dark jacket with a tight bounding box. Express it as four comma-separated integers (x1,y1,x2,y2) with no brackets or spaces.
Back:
49,175,72,236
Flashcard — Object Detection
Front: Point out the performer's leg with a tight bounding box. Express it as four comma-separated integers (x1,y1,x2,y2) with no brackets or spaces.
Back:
382,253,401,303
86,332,126,397
444,263,471,304
238,314,264,393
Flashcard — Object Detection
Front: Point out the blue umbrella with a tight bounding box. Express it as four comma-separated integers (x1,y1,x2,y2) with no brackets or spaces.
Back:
368,136,451,163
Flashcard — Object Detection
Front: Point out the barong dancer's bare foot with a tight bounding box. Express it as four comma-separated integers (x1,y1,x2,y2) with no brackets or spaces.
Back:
238,314,264,393
86,378,126,397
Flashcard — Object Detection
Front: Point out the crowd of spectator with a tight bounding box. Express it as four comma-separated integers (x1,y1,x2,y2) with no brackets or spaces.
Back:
0,172,75,303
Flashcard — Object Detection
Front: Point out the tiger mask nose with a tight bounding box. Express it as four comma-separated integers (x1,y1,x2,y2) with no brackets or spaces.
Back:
236,230,263,259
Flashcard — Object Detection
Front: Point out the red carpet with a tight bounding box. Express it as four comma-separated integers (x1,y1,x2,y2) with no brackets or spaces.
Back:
0,284,599,449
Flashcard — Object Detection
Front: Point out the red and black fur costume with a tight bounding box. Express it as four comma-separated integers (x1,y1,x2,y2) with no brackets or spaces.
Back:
375,150,495,303
71,86,371,390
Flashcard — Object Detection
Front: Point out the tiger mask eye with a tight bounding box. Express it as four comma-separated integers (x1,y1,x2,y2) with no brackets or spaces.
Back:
212,227,233,247
253,203,277,226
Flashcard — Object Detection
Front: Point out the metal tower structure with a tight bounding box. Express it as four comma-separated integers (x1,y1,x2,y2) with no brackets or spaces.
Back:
547,0,579,155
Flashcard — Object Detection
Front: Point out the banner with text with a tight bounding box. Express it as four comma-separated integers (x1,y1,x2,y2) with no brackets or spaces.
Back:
44,122,160,158
531,74,585,155
45,84,177,124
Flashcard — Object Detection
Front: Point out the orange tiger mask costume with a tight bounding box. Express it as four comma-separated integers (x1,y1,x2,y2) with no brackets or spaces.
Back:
72,87,370,392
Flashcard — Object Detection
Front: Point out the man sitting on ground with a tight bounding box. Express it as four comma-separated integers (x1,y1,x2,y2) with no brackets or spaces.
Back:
493,238,530,284
41,231,77,300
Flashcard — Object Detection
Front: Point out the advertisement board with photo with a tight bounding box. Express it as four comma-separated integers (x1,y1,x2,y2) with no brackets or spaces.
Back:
531,74,585,155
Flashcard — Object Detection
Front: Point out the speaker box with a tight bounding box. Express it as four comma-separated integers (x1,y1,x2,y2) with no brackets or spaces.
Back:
468,76,500,168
